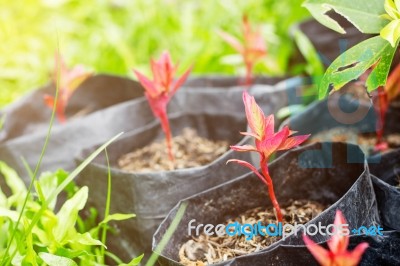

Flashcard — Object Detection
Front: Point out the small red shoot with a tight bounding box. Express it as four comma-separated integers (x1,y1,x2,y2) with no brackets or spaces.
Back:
303,210,369,266
43,53,92,123
227,91,310,222
372,63,400,152
219,15,267,86
133,51,192,162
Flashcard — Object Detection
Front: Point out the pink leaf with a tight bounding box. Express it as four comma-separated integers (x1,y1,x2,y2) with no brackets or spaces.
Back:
303,235,331,266
239,131,260,139
345,243,369,266
226,159,267,186
327,210,349,254
134,70,159,98
243,90,265,140
218,30,244,54
264,114,274,136
172,66,192,94
278,134,310,151
230,144,258,152
259,126,290,158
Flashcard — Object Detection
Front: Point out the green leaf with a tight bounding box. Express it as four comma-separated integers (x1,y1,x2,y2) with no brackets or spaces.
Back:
68,232,105,247
38,253,78,266
380,19,400,46
0,207,19,222
22,219,38,266
365,39,397,92
36,171,65,210
54,247,88,259
120,254,144,266
100,213,136,225
303,0,388,34
319,36,397,98
384,0,400,19
293,28,325,76
0,161,27,206
53,186,88,243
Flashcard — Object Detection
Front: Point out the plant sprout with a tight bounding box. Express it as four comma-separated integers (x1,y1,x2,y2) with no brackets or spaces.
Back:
303,210,369,266
219,15,267,86
227,91,310,222
43,53,92,123
133,50,192,162
373,63,400,151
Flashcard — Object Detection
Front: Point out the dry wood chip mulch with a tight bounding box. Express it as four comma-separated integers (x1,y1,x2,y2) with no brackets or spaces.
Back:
118,128,229,173
179,199,326,265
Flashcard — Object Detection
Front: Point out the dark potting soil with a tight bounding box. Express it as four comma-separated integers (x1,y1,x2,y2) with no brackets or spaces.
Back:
307,127,400,156
117,128,229,172
331,81,372,102
179,199,325,265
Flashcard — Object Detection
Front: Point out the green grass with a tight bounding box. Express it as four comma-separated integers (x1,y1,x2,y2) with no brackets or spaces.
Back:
0,0,310,107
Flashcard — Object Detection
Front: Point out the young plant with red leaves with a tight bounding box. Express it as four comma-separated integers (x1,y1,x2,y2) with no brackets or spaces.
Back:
43,53,92,123
303,210,369,266
227,91,310,222
373,63,400,152
133,51,191,162
219,15,267,86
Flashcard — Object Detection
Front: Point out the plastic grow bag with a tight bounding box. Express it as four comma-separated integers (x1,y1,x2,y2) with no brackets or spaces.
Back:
287,92,400,155
224,230,400,266
0,74,144,143
0,74,290,144
229,175,400,265
0,75,308,181
153,142,380,265
74,77,309,261
184,75,287,88
369,149,400,232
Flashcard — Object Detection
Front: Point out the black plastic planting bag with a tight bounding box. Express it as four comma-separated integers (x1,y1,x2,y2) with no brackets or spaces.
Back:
0,76,307,182
153,142,380,265
226,231,400,266
184,75,287,88
230,173,400,266
288,93,376,136
0,74,289,144
369,150,400,231
76,113,250,260
0,74,144,143
74,77,308,260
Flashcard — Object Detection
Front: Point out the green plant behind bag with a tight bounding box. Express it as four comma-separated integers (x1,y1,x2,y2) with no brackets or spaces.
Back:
303,0,400,98
0,162,142,265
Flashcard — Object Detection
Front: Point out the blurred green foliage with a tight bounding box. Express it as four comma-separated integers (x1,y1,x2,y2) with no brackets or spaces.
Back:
0,0,309,107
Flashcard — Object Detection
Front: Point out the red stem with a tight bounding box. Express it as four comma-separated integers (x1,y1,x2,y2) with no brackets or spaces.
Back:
386,63,400,101
56,100,67,124
245,62,253,87
373,87,388,147
158,110,175,162
260,157,283,223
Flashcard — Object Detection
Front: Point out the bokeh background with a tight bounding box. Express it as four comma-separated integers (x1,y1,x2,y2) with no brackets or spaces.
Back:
0,0,309,107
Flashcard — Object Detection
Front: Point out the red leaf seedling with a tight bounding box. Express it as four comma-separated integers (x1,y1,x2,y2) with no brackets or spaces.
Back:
227,91,310,223
133,51,192,162
219,15,267,86
372,63,400,152
303,210,369,266
43,53,92,123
